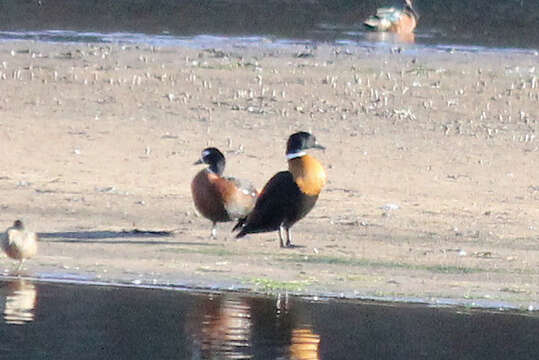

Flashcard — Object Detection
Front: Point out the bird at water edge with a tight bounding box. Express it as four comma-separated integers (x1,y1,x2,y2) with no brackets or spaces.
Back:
1,220,38,272
191,147,258,239
233,131,326,248
363,0,419,35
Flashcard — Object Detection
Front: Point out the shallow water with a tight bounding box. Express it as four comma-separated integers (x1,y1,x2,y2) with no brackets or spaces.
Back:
0,279,538,359
0,0,538,51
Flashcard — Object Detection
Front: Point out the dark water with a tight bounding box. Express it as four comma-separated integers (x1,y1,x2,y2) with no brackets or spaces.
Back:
0,279,538,359
0,0,538,50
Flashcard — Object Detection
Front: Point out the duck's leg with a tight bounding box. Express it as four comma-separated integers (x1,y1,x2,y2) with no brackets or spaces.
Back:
16,259,24,273
285,228,293,248
211,222,217,239
278,225,285,248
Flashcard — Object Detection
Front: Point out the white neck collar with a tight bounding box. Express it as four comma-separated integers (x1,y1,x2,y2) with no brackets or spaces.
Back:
286,151,306,160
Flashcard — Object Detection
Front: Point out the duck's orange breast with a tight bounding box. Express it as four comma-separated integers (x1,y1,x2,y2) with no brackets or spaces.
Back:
191,170,229,222
288,155,326,196
391,13,416,34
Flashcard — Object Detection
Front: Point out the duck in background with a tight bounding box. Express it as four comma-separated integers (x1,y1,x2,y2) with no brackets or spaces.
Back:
191,147,258,239
1,220,38,272
234,132,326,248
363,0,419,35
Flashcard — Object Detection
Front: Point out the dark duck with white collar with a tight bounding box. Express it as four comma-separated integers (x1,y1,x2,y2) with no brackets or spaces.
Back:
191,147,258,239
233,132,326,248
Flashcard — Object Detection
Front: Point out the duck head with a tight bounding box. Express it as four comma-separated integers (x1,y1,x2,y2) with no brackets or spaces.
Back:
194,147,226,175
286,131,325,159
13,220,24,230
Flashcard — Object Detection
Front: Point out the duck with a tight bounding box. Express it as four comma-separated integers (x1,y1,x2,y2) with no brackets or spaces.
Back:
363,0,419,34
233,132,326,248
191,147,258,239
1,220,38,272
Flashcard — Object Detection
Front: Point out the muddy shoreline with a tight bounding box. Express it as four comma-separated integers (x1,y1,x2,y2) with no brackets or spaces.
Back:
0,40,537,310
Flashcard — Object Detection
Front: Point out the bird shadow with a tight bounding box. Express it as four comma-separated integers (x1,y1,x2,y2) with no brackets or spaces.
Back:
38,229,214,246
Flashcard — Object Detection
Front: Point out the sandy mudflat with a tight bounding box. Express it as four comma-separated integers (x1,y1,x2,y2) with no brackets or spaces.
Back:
0,40,537,309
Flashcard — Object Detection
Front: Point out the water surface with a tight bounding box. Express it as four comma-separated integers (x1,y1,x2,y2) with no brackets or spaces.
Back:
1,0,538,51
1,279,538,359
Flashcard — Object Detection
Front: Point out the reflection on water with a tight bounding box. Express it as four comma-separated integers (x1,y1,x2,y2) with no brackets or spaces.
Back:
364,31,415,45
0,0,538,49
194,296,253,359
290,328,320,360
0,279,537,359
0,279,37,325
190,293,321,359
275,292,320,360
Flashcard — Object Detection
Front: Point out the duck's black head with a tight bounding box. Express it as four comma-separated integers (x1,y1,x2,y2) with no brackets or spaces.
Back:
13,219,24,230
286,131,325,158
194,147,226,175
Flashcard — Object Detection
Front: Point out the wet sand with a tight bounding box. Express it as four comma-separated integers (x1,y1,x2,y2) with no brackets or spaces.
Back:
0,40,537,309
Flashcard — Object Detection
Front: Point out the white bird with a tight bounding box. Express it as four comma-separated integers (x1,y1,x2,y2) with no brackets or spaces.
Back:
1,220,38,272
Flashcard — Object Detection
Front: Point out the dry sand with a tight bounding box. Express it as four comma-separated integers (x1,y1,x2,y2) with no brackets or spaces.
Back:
0,40,537,309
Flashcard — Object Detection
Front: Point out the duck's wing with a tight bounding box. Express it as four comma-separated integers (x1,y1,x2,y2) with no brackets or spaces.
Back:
364,7,402,31
234,171,300,237
222,176,258,219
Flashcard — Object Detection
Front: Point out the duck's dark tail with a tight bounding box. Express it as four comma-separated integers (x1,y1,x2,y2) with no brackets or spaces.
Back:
363,16,381,30
232,217,247,238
